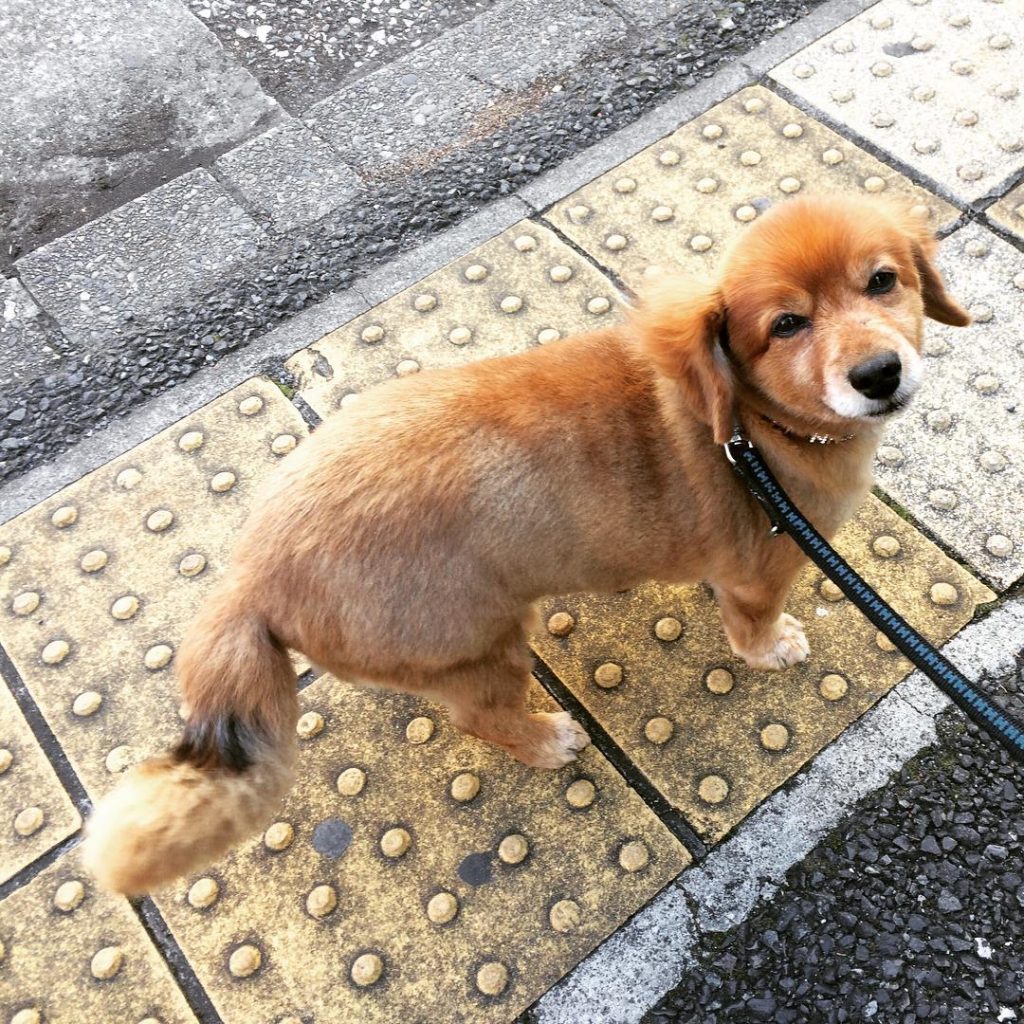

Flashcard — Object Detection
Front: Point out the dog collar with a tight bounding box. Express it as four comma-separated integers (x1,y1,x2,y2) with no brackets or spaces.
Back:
758,414,856,446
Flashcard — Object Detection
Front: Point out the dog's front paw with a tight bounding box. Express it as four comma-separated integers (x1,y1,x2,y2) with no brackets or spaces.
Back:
735,613,810,671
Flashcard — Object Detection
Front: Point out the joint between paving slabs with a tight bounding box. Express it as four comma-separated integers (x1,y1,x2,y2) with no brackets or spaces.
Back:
868,485,1004,605
134,895,225,1024
530,213,636,303
531,654,709,860
763,78,975,229
0,641,91,816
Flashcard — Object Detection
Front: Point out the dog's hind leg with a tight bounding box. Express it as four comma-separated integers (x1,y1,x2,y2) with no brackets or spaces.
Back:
433,625,590,769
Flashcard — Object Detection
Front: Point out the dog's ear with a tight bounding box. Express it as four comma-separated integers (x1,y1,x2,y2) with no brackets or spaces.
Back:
898,213,971,327
632,274,733,444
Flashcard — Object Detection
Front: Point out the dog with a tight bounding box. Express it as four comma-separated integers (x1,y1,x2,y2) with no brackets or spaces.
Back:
84,194,969,894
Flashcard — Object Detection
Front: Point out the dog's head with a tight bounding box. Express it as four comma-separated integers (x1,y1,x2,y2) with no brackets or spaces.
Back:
635,195,970,443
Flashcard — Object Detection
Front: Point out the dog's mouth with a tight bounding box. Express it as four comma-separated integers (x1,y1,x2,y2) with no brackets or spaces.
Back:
866,394,910,418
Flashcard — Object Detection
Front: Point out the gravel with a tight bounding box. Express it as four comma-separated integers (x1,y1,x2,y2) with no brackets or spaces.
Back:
1,0,826,485
647,648,1024,1024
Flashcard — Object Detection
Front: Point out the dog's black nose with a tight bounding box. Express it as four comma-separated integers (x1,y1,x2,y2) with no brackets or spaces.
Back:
847,351,902,400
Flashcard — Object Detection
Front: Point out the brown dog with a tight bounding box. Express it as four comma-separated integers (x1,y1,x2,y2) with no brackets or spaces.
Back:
84,195,969,894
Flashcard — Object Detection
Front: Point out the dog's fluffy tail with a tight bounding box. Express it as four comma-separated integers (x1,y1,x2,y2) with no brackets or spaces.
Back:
83,580,298,895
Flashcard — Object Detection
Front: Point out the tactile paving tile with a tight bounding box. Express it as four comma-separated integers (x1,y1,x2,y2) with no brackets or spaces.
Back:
0,675,80,884
0,848,196,1023
0,378,308,799
542,85,956,289
287,220,623,418
873,223,1024,590
153,676,689,1024
771,0,1024,203
987,180,1024,243
532,495,993,842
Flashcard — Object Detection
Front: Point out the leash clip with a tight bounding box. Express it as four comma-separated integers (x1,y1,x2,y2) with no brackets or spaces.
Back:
723,424,784,537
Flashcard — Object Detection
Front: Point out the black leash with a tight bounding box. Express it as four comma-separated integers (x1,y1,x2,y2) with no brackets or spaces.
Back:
724,428,1024,764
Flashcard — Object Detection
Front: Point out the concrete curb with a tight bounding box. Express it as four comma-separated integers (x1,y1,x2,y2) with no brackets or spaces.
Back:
0,197,531,522
530,595,1024,1023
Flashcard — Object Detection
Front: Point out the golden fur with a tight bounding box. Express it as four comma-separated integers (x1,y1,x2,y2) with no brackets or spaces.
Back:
83,195,968,894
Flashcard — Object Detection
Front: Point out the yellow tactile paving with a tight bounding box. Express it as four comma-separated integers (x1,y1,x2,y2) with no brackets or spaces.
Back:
287,219,624,417
532,495,994,842
543,85,958,289
0,378,308,799
0,848,196,1023
153,676,689,1024
0,675,80,884
987,182,1024,244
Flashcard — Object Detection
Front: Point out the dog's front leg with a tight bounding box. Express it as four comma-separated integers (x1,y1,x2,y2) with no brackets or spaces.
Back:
710,562,810,672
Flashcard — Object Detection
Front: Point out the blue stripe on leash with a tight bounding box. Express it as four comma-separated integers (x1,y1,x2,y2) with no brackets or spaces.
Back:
724,432,1024,763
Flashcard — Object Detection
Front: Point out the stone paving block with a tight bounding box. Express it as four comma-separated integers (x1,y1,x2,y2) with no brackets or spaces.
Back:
0,674,80,884
0,847,196,1023
214,120,362,232
532,495,993,842
770,0,1024,202
287,219,623,417
0,0,278,259
873,223,1024,591
15,170,267,350
0,277,67,390
0,377,308,799
542,84,957,290
426,0,627,92
304,58,500,178
987,180,1024,243
154,675,689,1024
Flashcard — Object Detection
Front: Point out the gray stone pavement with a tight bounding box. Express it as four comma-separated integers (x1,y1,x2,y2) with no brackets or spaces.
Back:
0,0,827,484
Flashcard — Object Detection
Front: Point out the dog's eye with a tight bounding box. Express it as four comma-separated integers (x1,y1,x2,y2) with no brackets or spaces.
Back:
867,269,897,294
771,313,809,338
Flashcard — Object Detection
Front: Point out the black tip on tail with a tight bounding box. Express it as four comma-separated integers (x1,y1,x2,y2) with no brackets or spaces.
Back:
173,714,258,772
